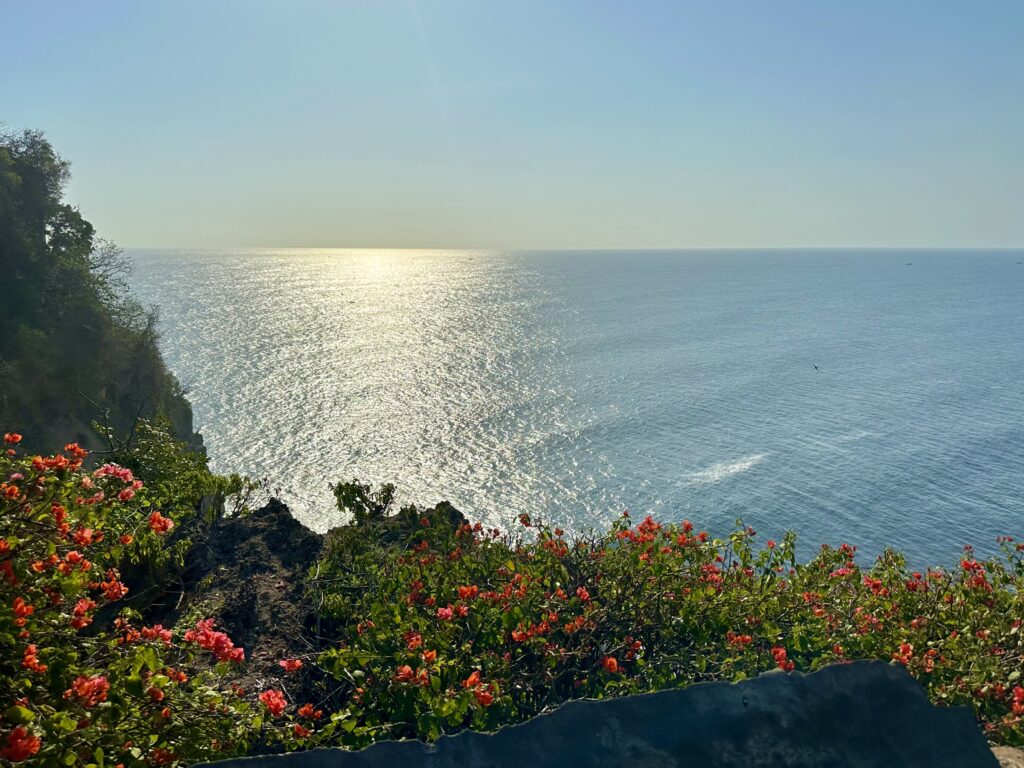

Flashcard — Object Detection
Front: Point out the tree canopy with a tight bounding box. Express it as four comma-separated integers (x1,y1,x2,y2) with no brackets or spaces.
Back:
0,127,200,453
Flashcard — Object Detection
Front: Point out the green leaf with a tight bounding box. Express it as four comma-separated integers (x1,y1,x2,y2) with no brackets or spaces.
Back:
141,646,160,672
4,705,34,724
125,676,144,697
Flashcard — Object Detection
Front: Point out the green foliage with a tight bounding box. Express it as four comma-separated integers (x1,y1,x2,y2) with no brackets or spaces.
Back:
309,499,1024,749
99,419,246,519
330,480,395,525
3,443,1022,766
0,437,272,767
0,127,200,455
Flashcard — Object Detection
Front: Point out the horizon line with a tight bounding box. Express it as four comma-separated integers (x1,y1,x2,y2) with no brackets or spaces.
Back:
121,245,1024,252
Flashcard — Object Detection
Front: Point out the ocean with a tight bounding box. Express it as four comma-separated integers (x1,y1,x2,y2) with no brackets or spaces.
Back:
126,248,1024,565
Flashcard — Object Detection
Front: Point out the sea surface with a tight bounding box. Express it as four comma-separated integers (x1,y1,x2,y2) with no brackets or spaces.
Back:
126,249,1024,565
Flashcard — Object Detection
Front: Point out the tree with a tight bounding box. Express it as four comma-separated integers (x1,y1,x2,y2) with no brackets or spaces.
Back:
0,126,202,454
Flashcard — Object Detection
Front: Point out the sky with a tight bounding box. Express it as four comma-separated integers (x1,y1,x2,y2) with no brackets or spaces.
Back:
3,0,1023,249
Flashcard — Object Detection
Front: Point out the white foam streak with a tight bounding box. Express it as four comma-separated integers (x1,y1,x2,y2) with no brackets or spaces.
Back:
686,454,766,485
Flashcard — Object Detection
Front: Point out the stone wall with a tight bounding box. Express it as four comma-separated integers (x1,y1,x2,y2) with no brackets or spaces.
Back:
202,660,998,768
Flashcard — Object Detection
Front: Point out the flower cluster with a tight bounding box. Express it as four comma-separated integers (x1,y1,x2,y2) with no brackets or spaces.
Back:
0,436,270,766
312,501,1024,748
183,619,245,663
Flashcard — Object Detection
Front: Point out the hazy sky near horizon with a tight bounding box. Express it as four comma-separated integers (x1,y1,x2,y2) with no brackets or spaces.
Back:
3,1,1024,249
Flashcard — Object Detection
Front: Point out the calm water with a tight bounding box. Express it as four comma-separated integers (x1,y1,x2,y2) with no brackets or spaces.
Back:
127,249,1024,564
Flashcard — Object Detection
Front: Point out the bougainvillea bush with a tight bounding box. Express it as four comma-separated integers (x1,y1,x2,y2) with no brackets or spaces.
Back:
310,502,1024,749
2,434,1022,767
0,433,294,767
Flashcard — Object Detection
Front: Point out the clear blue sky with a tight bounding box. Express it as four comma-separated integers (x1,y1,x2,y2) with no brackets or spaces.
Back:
3,0,1023,249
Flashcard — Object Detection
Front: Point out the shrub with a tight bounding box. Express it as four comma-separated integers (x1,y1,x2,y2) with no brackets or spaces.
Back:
0,434,287,766
311,501,1024,747
3,441,1022,767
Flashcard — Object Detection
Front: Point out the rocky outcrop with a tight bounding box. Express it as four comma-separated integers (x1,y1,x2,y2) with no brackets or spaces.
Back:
994,746,1024,768
200,660,997,768
146,498,467,698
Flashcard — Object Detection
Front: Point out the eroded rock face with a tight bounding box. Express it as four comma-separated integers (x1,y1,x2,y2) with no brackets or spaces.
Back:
202,661,998,768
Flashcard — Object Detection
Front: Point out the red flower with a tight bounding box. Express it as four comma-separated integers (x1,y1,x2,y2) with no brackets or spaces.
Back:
436,605,454,621
141,624,173,645
404,630,422,650
70,598,97,630
1012,686,1024,716
279,658,303,673
259,689,287,717
147,686,165,702
183,619,244,662
64,675,110,707
726,631,753,647
164,667,189,684
72,528,95,547
457,585,479,600
422,649,437,664
12,597,34,627
2,726,40,762
297,703,323,720
119,534,134,545
892,642,914,665
602,656,619,674
576,587,590,602
771,646,795,671
293,724,311,738
21,645,46,673
150,748,175,765
148,511,174,535
101,568,129,601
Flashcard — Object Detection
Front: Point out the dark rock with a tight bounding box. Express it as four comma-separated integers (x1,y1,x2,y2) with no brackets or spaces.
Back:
200,661,997,768
143,498,326,694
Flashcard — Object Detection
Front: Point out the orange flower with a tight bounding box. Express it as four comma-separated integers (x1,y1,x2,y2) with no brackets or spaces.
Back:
279,658,303,673
258,689,287,717
771,646,795,671
64,675,109,707
2,726,40,762
21,645,47,673
148,511,174,535
602,656,619,674
395,665,415,683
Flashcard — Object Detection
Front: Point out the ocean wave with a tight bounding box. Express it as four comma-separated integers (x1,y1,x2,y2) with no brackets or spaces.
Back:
685,454,766,485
